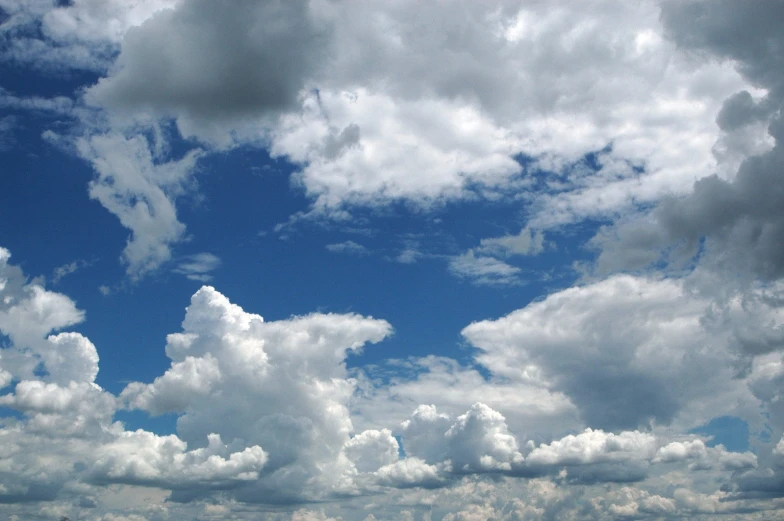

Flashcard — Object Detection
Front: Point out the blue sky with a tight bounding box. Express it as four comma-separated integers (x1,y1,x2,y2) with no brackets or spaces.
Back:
2,1,784,520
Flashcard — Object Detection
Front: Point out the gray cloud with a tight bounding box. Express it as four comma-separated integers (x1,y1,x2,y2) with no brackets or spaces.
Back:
87,0,331,128
593,0,784,285
461,275,753,432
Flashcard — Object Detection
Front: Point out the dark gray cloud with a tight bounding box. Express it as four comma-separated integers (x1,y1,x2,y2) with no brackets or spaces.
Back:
660,0,784,93
88,0,331,123
593,0,784,284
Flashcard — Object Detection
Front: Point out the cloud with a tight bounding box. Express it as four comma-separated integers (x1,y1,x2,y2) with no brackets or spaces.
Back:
448,226,544,285
653,439,757,471
71,0,748,220
0,115,15,151
0,247,92,383
526,429,656,467
475,227,545,258
443,403,524,473
88,431,268,489
0,244,779,517
271,89,523,213
395,248,421,265
42,0,181,45
375,458,442,489
448,251,521,286
86,0,331,145
343,429,399,473
76,133,202,278
461,275,761,431
0,0,177,72
266,1,748,221
592,0,784,286
120,285,393,502
51,260,90,284
325,241,369,256
4,0,757,283
173,253,221,282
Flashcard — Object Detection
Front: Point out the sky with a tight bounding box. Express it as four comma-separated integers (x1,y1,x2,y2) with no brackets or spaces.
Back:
1,1,784,520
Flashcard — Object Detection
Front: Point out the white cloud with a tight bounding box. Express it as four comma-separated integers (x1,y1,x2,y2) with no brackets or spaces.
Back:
120,285,393,502
591,1,784,290
68,0,750,233
325,240,369,256
2,0,756,285
76,133,202,278
51,259,90,284
443,403,524,473
375,458,442,489
42,0,181,45
172,253,221,282
448,226,545,285
343,429,399,473
461,275,757,432
0,245,777,517
475,227,545,258
526,429,656,467
271,89,523,213
0,247,91,382
654,439,757,471
400,404,454,464
395,248,421,265
448,251,521,286
0,0,177,72
89,431,267,489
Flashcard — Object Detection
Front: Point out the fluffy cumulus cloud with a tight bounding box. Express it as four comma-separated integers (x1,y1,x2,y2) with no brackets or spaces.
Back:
0,248,277,508
1,243,769,519
120,284,393,502
462,275,759,432
88,431,268,489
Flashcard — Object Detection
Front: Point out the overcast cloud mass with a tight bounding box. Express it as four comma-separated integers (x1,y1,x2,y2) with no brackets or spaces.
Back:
2,0,784,520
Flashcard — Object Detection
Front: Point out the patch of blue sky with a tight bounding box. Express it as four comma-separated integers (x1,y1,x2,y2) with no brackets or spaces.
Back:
690,416,750,453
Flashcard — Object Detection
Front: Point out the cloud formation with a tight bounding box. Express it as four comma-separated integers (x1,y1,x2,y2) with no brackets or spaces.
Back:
3,0,784,519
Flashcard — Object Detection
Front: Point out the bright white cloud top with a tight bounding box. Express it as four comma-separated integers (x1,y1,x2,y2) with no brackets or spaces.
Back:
1,0,784,520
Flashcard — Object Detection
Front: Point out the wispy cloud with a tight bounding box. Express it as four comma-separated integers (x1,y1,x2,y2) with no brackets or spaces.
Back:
51,259,92,284
448,251,521,286
325,240,369,255
173,252,221,282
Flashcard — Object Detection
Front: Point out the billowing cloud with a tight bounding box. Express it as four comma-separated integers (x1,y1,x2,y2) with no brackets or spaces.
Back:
89,431,268,489
0,244,779,518
120,284,393,502
461,275,759,432
592,0,784,287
